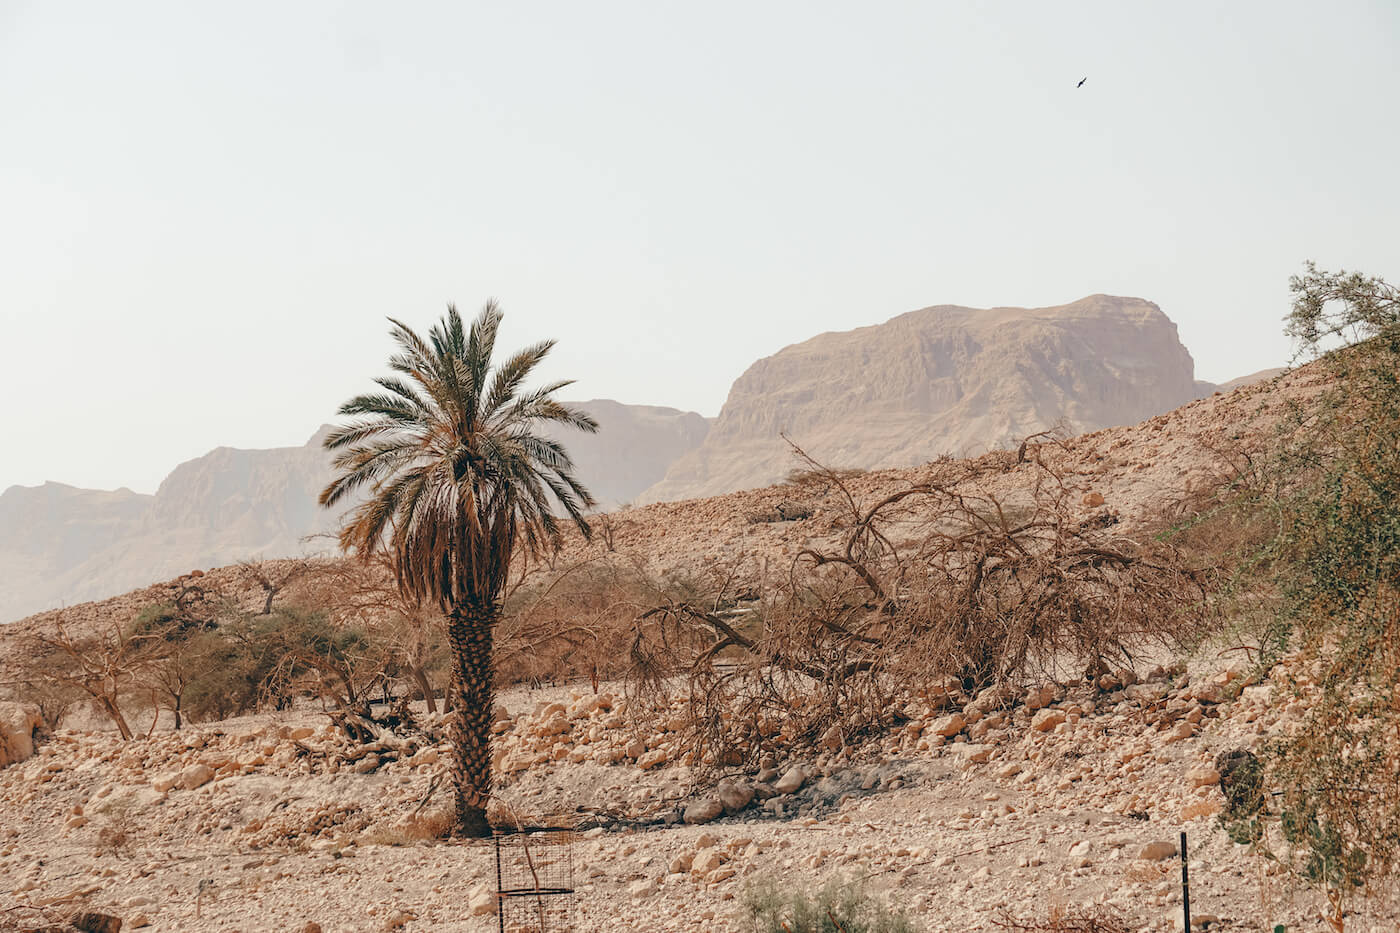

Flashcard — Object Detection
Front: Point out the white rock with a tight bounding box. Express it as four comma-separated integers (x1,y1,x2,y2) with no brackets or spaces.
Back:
177,763,214,790
773,766,806,795
468,884,496,916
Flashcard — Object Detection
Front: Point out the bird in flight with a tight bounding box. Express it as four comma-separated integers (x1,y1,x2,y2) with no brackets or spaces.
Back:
1077,76,1088,88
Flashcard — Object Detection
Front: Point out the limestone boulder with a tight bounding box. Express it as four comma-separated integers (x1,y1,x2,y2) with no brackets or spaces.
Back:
0,701,41,769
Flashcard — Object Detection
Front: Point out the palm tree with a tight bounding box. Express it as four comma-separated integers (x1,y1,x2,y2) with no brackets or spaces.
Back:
319,301,597,836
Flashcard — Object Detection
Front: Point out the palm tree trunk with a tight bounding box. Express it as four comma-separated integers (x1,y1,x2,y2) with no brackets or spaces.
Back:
446,600,496,837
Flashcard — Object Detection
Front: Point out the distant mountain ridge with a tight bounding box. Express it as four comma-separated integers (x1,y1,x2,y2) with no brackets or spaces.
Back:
640,295,1212,503
0,401,708,623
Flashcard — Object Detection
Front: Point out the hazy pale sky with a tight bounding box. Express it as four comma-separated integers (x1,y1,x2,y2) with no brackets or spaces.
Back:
2,1,1397,495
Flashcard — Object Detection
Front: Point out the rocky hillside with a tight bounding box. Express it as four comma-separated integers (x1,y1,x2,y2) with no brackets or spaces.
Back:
641,295,1212,503
0,401,709,624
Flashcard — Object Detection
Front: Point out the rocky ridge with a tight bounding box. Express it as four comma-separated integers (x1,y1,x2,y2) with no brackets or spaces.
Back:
641,295,1214,503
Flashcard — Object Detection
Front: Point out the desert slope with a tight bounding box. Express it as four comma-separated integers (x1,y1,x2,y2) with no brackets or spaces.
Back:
641,295,1210,503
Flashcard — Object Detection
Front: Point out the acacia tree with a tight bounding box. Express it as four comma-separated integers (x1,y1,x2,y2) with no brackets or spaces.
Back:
320,302,596,836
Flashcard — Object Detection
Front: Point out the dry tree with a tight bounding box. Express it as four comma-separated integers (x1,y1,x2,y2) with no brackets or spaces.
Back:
27,616,161,740
624,437,1213,770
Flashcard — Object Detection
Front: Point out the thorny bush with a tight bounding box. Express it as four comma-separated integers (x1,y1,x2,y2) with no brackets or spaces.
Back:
627,441,1212,772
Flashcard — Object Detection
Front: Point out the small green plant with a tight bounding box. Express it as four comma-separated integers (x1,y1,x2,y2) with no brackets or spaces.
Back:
742,876,913,933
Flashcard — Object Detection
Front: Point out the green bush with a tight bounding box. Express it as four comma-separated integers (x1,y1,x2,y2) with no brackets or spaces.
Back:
1218,264,1400,913
742,876,913,933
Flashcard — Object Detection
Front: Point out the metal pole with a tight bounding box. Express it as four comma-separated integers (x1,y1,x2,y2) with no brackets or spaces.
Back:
1180,830,1190,933
495,832,506,933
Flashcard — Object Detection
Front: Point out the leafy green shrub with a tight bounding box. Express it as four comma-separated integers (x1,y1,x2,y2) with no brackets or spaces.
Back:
131,602,382,724
1217,264,1400,917
742,876,913,933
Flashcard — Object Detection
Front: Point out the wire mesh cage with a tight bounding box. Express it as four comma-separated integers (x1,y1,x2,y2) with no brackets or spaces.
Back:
493,823,575,933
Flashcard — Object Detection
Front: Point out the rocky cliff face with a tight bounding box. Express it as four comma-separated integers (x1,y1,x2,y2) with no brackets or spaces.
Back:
0,401,708,623
640,295,1209,503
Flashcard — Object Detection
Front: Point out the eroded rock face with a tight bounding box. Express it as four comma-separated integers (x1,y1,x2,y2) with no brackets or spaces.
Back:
0,701,41,769
641,295,1209,503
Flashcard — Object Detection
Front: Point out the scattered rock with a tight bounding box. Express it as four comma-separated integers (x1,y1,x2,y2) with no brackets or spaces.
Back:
177,763,215,790
1186,766,1220,787
1032,709,1066,733
1181,799,1222,821
467,885,496,916
1163,721,1195,744
683,797,724,825
1025,685,1058,712
718,782,755,814
772,766,806,795
0,701,41,769
1137,841,1179,861
929,713,967,737
691,847,725,875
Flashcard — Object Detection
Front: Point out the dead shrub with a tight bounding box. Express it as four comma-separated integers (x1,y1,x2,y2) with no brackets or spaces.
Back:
625,441,1213,770
495,556,682,690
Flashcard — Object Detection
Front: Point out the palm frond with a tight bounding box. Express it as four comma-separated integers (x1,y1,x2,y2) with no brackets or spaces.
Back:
321,299,595,611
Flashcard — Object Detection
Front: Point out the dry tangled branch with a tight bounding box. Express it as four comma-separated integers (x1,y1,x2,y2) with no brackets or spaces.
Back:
623,437,1214,770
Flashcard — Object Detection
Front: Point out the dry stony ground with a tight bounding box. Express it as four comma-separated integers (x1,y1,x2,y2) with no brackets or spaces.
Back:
4,657,1400,933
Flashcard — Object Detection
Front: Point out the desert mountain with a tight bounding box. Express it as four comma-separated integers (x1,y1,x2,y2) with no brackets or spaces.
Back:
0,401,708,624
640,295,1211,503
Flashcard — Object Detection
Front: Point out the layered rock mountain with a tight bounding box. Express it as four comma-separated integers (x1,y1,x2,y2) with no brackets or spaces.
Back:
640,295,1210,503
0,401,709,623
